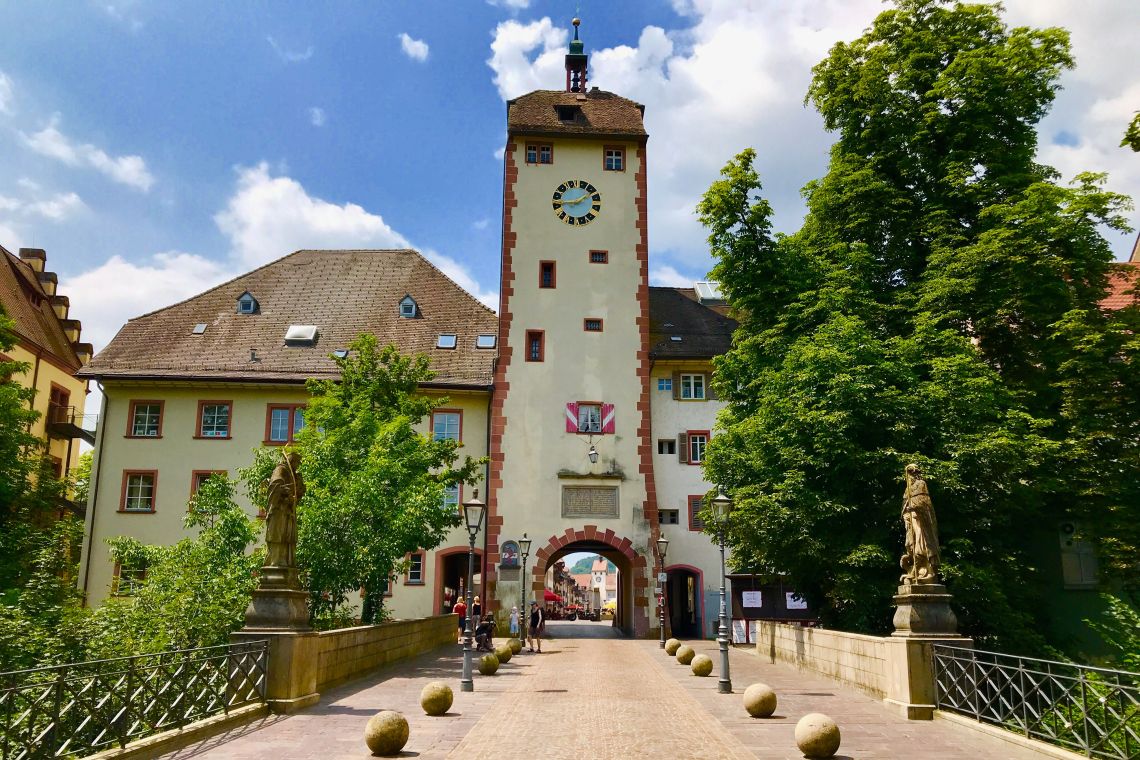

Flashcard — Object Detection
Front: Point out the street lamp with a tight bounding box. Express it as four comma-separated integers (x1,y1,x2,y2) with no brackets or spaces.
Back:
460,490,486,693
711,490,733,694
519,533,532,646
587,444,599,464
656,535,669,649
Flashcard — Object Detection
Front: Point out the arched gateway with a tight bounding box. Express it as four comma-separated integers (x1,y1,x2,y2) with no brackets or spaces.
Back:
531,528,650,636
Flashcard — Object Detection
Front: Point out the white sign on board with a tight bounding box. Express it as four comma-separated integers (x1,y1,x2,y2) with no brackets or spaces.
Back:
741,590,763,607
785,592,808,610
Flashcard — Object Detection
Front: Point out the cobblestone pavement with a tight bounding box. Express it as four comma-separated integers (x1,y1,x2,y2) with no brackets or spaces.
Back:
162,628,1055,759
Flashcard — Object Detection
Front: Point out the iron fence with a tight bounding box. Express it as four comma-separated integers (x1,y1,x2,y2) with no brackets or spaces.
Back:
0,640,267,759
934,644,1140,760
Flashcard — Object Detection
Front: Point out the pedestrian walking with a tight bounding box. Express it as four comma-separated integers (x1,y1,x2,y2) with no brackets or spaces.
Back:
509,605,519,636
453,597,467,644
528,600,545,653
472,595,482,626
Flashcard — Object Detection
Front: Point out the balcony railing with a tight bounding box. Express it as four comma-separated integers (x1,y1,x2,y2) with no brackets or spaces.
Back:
45,404,96,445
934,644,1140,759
0,640,268,758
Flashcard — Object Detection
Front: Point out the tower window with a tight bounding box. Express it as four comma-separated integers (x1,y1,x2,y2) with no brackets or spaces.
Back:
604,147,625,172
583,318,603,332
555,105,579,122
578,403,602,434
525,330,544,362
539,261,556,289
589,250,608,264
526,143,553,165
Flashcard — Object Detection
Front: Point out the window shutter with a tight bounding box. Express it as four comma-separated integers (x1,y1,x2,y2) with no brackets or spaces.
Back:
706,374,718,400
678,432,689,463
672,371,682,400
565,402,579,433
601,403,615,434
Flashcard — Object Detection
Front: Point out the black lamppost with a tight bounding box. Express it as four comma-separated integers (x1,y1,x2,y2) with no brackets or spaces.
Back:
518,533,532,645
460,490,485,693
711,490,733,694
656,535,669,648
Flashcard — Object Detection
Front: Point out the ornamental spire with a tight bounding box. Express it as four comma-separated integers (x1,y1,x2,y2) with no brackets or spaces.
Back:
565,17,588,93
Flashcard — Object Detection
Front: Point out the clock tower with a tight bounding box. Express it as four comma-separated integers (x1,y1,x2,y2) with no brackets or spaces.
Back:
486,19,658,636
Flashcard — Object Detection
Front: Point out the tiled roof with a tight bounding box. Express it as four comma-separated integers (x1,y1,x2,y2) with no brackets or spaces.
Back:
1102,262,1139,311
0,246,81,370
648,287,737,360
82,249,497,387
507,89,646,139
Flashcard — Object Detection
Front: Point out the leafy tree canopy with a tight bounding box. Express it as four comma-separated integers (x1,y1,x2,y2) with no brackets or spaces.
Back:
701,0,1136,656
569,555,616,575
287,335,484,624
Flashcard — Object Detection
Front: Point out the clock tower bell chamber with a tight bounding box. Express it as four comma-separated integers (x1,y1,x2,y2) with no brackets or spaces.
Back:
486,18,658,636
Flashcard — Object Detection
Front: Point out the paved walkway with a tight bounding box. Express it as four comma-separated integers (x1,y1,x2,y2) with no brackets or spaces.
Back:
162,622,1053,759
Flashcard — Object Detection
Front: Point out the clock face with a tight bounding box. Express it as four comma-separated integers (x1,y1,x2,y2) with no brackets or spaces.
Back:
552,180,601,225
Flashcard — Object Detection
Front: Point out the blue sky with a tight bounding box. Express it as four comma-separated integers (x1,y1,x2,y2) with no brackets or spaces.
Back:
1,1,1137,352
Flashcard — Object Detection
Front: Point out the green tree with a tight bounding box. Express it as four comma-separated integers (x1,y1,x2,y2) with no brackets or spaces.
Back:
87,474,262,657
70,450,93,507
292,335,483,624
701,0,1135,654
1123,113,1140,152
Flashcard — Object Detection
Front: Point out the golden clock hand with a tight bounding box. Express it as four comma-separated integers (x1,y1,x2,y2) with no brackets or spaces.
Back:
555,193,590,207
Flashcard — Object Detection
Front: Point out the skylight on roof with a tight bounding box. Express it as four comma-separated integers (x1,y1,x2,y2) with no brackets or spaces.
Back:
694,280,725,304
285,325,319,345
237,292,259,314
476,334,496,349
193,323,207,335
670,336,683,342
437,334,457,349
399,295,417,319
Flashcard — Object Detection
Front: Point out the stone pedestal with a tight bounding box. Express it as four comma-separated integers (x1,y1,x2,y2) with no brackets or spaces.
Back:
886,581,970,720
233,563,319,713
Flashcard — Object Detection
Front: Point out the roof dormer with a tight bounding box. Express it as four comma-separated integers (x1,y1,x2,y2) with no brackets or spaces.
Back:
399,294,418,319
237,291,259,315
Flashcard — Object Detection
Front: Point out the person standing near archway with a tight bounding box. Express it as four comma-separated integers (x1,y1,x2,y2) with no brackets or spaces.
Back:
528,600,545,653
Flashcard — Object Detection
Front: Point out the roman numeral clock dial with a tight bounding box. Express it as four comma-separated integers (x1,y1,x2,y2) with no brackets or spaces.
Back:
552,180,601,225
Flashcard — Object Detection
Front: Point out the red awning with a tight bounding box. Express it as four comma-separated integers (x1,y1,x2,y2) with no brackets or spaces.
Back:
544,590,563,603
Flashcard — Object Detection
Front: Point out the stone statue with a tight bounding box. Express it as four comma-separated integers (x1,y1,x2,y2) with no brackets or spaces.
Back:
265,451,303,568
900,463,939,583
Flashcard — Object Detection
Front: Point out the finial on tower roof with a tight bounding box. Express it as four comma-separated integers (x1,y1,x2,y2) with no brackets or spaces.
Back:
565,17,587,92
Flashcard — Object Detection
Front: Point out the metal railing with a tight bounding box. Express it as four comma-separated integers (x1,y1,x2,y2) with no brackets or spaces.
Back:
0,640,267,759
934,644,1140,760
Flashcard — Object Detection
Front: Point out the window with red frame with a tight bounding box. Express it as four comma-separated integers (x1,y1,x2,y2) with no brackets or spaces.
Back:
540,261,556,289
266,404,305,444
525,330,544,362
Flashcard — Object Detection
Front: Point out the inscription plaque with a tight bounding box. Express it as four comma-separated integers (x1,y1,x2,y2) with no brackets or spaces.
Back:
562,486,619,518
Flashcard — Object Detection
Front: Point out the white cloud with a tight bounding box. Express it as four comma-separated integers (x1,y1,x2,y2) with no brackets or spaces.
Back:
214,163,410,267
308,107,326,127
0,71,13,114
267,36,313,63
20,115,154,191
0,222,24,251
472,217,490,230
398,33,429,62
487,0,530,9
0,191,85,221
488,2,1140,266
61,252,234,351
422,248,498,310
650,264,696,288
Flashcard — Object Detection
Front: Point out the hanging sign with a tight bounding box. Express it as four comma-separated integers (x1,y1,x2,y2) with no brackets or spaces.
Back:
741,590,763,607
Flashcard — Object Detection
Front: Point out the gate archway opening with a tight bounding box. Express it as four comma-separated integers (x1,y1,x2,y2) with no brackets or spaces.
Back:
665,563,703,639
434,547,483,616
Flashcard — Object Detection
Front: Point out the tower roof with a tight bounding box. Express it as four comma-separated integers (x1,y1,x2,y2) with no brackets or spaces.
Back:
507,89,646,139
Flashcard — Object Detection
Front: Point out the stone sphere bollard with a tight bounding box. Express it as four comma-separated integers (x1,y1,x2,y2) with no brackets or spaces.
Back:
795,712,841,758
690,654,713,677
478,653,500,675
675,644,696,665
363,710,409,756
664,638,681,655
743,683,777,718
419,681,453,716
494,644,513,663
508,638,523,654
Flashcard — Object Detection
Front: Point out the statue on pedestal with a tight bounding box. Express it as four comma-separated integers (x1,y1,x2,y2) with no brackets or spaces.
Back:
265,452,303,569
900,463,939,583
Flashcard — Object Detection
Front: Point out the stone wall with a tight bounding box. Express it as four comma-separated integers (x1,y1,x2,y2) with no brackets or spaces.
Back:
755,622,891,698
316,614,456,691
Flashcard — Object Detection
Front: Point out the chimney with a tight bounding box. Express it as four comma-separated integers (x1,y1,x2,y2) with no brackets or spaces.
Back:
61,318,81,344
18,248,46,273
51,295,70,320
73,342,93,366
38,271,58,297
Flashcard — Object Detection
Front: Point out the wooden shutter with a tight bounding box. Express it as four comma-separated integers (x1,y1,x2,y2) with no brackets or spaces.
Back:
601,403,615,434
678,432,689,463
565,402,579,433
706,374,718,400
672,371,682,400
